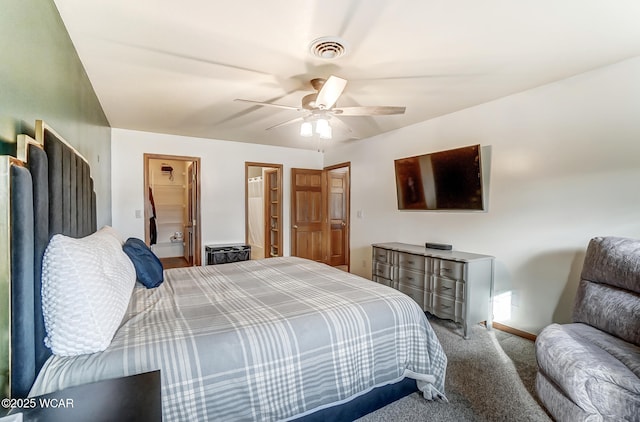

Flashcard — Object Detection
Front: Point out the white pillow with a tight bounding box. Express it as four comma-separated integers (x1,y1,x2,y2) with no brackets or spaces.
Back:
99,225,125,245
41,227,136,356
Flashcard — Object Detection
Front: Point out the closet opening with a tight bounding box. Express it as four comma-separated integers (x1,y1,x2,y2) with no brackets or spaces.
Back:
144,153,201,268
245,162,283,259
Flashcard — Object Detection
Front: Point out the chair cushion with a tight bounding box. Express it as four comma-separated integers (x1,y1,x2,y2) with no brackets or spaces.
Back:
574,237,640,346
536,323,640,418
122,238,164,288
536,372,589,422
573,279,640,346
580,236,640,294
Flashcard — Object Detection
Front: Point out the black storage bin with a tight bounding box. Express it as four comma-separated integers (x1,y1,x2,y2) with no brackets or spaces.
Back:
206,244,251,265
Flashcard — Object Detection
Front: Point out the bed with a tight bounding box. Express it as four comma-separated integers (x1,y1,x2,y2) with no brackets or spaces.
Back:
2,121,447,421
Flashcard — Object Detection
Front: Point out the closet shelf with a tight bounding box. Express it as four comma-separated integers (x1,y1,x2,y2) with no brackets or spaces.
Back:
153,184,186,188
152,241,184,246
156,202,185,209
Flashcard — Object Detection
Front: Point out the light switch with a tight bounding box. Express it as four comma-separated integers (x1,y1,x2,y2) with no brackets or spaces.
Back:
135,209,142,219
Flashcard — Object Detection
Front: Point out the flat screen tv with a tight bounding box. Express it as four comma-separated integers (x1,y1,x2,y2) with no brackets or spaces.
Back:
394,144,484,211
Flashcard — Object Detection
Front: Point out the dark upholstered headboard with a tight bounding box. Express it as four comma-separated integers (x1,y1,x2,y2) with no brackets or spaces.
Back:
1,121,96,398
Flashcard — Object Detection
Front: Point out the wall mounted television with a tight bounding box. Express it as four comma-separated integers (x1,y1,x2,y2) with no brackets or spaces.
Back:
394,144,485,211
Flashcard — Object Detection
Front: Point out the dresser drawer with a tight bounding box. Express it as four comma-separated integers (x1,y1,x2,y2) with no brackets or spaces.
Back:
373,261,392,280
397,267,425,289
373,247,392,264
424,291,433,311
435,259,464,280
373,275,393,287
398,283,425,309
432,294,463,322
398,253,425,272
433,276,464,300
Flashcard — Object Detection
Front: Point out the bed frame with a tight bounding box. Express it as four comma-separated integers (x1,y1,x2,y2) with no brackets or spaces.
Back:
1,120,96,398
1,121,417,419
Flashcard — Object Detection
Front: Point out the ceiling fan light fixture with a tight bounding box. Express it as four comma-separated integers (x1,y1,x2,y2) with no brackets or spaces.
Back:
300,121,313,137
238,74,406,139
319,124,332,139
315,118,329,134
309,36,349,60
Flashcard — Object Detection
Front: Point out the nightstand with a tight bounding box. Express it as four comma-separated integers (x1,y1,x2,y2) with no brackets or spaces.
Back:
10,371,161,422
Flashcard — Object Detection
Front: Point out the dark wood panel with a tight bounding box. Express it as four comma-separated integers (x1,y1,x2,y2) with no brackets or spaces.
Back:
327,167,349,267
295,230,323,261
13,371,161,422
330,229,343,256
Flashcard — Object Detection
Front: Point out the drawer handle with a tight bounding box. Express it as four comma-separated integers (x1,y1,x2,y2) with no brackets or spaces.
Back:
441,286,451,290
407,260,415,265
442,268,451,272
407,276,414,281
441,304,451,309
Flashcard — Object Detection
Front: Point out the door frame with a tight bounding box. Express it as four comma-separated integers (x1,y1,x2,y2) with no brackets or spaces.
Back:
245,162,283,258
144,153,202,266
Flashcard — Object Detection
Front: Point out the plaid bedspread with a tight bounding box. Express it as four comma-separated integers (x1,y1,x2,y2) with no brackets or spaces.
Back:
30,257,447,421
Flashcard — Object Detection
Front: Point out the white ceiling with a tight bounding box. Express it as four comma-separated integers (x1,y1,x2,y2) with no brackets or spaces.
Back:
53,0,640,150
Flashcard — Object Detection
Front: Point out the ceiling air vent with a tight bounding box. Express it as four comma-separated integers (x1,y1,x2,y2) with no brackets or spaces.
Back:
309,37,349,60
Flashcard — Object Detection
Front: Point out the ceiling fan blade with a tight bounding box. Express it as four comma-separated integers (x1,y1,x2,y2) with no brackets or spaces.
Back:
266,116,304,131
315,75,347,110
330,117,359,139
234,99,301,111
333,106,406,116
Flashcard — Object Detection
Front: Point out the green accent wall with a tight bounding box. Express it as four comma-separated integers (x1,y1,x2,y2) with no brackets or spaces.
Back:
0,0,111,398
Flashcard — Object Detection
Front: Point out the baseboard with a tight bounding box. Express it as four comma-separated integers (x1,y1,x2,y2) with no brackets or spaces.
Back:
491,322,537,341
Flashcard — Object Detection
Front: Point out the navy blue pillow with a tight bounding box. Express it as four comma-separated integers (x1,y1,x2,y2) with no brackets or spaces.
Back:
122,238,164,288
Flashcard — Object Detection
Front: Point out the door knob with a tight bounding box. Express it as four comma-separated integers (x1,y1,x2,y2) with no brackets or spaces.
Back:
293,225,298,229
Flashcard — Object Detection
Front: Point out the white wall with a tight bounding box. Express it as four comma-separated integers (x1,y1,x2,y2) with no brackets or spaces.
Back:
111,129,323,258
324,56,640,334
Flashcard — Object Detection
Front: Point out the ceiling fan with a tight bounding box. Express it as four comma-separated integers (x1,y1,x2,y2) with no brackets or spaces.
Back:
234,75,406,139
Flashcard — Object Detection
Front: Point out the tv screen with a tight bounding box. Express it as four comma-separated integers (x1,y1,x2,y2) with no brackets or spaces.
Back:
394,144,484,211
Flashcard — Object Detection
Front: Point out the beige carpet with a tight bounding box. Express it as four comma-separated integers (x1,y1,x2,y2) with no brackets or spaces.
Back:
357,316,552,421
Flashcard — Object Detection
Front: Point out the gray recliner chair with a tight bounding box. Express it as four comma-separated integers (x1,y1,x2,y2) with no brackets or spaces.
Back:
535,236,640,421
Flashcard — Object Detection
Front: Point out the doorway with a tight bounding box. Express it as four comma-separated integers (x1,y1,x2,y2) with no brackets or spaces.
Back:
245,162,283,259
325,164,350,270
144,153,202,267
291,162,350,270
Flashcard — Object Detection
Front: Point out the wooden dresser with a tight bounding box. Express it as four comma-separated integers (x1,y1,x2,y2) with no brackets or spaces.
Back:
372,242,494,338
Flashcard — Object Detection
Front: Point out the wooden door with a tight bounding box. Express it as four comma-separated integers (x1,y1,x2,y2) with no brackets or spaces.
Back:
291,168,324,261
326,166,350,267
184,162,196,264
264,168,282,257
